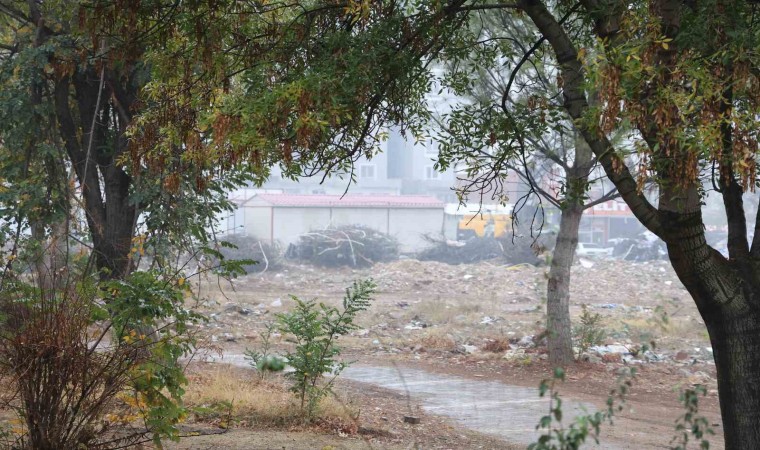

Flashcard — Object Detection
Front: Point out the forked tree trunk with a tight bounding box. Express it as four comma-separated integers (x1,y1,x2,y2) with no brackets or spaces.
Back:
546,204,583,365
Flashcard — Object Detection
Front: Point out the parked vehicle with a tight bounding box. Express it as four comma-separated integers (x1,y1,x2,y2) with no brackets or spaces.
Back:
576,242,613,258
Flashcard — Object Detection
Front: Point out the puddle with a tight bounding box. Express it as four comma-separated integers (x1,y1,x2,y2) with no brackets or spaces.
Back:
202,353,629,448
342,365,597,446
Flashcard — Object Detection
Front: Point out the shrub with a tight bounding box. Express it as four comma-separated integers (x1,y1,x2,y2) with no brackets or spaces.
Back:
276,280,375,418
573,304,606,358
0,270,201,449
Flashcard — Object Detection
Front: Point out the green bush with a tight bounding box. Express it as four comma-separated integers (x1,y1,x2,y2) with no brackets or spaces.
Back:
277,279,375,418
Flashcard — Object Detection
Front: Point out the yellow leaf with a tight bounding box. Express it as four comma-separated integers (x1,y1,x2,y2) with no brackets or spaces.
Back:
662,42,669,50
178,277,185,286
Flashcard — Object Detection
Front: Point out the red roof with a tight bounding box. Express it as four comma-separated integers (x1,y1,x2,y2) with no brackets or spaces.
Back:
254,194,444,208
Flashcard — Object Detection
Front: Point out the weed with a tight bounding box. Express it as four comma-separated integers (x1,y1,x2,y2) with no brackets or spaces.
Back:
573,304,606,357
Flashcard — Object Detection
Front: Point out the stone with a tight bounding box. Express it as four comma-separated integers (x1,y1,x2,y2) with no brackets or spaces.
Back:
674,351,689,361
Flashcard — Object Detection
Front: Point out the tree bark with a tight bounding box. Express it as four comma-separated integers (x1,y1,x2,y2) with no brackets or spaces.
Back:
546,203,583,365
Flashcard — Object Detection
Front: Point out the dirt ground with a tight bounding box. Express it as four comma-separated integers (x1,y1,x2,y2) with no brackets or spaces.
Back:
179,257,723,449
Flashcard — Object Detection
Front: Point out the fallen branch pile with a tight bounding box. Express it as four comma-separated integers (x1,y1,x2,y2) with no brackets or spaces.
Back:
286,226,399,267
417,234,542,265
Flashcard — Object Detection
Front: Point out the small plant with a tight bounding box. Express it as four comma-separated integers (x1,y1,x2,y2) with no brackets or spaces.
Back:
573,304,606,358
529,367,636,449
670,385,714,450
245,321,286,378
278,279,375,418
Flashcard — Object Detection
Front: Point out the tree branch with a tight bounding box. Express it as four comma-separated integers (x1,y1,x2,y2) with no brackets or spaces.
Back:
519,0,665,239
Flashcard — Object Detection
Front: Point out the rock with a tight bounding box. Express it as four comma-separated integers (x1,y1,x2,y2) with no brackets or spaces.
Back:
412,345,426,353
270,298,283,307
403,416,421,424
580,352,601,364
222,332,236,342
223,302,241,313
674,351,690,361
503,349,526,361
591,344,630,355
462,344,478,354
517,335,534,347
372,339,381,345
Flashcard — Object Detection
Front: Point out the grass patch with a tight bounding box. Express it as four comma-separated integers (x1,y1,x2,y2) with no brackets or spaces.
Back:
183,365,359,432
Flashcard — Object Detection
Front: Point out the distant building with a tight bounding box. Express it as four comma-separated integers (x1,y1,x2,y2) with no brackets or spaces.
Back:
220,193,445,253
263,127,461,202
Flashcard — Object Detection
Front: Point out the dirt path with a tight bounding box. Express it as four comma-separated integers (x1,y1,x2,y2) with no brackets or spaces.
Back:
202,352,723,449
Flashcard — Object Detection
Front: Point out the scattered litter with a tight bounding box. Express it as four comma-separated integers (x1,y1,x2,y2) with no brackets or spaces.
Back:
579,258,594,268
270,298,283,307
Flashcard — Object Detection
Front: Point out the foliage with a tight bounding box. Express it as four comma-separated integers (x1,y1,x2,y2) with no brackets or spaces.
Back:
0,268,200,449
529,367,636,450
572,305,606,358
670,385,715,450
277,280,375,418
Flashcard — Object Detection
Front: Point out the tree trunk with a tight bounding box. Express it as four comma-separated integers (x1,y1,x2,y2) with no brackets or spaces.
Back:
668,243,760,448
546,204,583,365
706,307,760,448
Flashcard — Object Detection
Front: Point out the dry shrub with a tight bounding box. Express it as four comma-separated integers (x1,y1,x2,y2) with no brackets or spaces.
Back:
0,268,199,450
481,338,510,353
0,282,148,449
417,329,458,351
183,366,358,430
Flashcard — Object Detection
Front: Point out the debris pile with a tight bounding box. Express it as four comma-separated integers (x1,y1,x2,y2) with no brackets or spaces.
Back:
416,235,542,265
286,225,399,267
216,234,284,273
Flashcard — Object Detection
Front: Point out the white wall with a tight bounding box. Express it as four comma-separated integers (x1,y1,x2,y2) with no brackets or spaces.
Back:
389,208,444,252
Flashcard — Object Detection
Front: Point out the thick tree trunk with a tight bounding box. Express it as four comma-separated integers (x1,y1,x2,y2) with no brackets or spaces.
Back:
546,204,583,366
706,308,760,448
